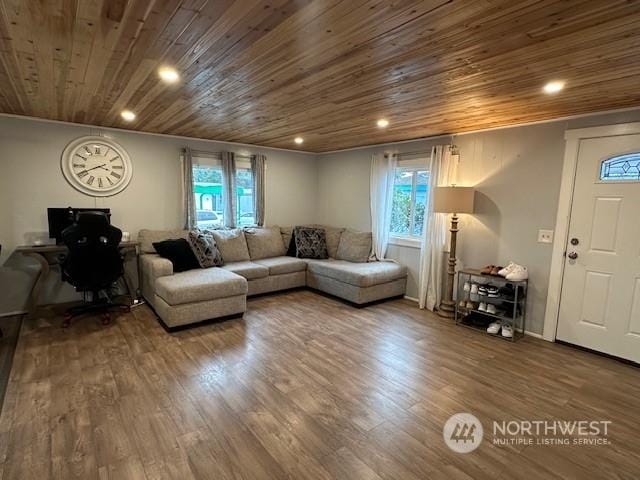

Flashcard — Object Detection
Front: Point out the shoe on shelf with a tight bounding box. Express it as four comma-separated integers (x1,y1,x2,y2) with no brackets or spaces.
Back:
501,324,514,338
486,286,500,298
478,302,487,312
459,300,467,308
481,265,495,275
487,320,502,334
470,284,479,294
466,301,476,310
486,304,497,315
463,282,471,292
478,286,488,296
498,262,517,277
506,265,528,281
499,284,516,300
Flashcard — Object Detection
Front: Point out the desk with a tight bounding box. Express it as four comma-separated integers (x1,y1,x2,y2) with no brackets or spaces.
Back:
16,241,139,316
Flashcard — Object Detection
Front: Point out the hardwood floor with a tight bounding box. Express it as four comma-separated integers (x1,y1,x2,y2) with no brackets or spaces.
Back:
0,290,638,479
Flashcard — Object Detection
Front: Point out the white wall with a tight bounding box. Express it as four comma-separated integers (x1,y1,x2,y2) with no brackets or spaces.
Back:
0,115,318,306
316,109,640,335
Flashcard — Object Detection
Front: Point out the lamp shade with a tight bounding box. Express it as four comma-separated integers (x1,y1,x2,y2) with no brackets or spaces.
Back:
433,186,475,214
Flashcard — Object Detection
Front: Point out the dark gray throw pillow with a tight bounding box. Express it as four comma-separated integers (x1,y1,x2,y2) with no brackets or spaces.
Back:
188,229,224,268
294,226,328,259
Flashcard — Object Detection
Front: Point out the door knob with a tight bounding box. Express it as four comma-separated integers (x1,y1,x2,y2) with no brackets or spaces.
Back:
567,252,578,260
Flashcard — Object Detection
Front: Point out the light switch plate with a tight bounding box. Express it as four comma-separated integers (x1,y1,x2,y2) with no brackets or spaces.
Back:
538,229,554,244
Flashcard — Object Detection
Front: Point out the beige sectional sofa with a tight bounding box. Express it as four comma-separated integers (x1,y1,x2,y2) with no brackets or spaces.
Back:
138,226,407,329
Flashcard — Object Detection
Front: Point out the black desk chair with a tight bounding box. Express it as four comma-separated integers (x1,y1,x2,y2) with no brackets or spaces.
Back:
60,211,129,327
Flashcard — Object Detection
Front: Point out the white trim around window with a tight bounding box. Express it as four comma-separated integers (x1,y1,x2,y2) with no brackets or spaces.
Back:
388,235,421,248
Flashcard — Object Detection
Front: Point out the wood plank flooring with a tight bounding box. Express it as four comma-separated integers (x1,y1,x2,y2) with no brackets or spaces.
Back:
0,290,638,479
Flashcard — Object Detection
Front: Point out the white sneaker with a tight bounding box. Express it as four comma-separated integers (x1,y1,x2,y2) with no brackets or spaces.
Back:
486,304,497,315
506,265,528,281
466,301,475,309
487,320,502,334
463,282,471,292
470,284,479,294
498,262,516,277
501,324,514,338
478,302,487,312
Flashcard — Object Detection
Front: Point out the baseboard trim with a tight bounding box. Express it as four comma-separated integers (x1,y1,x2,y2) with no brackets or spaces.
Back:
523,330,544,339
403,295,419,303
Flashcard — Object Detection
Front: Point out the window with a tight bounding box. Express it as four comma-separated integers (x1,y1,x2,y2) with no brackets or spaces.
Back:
600,153,640,181
193,162,255,228
390,167,429,238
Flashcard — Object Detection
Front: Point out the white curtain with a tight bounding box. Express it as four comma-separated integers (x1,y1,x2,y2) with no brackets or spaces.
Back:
418,145,454,310
370,152,397,260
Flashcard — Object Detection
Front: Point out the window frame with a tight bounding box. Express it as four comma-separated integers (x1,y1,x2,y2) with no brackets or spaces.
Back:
389,158,429,248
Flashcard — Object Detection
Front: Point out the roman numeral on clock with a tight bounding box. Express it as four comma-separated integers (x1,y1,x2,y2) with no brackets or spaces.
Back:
77,170,88,178
112,165,123,170
87,175,95,185
98,178,103,188
76,153,87,161
110,156,120,162
110,171,122,179
73,163,85,169
107,176,114,186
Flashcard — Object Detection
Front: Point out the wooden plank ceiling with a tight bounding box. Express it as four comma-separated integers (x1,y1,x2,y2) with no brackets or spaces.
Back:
1,0,640,153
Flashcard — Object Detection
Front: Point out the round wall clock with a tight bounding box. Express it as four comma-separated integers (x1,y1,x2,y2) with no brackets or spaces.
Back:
61,136,133,196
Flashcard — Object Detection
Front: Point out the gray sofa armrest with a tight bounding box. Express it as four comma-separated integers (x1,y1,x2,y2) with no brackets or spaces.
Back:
140,254,173,302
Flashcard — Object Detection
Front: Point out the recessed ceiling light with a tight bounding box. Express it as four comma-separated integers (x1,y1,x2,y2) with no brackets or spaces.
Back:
377,118,389,128
158,66,180,83
543,81,565,94
294,137,304,145
121,110,136,122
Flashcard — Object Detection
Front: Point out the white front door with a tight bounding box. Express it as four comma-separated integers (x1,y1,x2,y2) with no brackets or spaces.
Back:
557,133,640,363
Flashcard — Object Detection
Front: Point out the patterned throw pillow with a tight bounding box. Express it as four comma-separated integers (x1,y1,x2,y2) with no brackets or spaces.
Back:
294,226,328,259
187,230,224,268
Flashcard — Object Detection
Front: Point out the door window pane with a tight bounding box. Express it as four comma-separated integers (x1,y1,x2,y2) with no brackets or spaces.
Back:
600,153,640,181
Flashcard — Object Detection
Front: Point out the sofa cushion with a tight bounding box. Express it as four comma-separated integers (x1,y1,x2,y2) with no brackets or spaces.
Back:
187,230,224,268
336,230,372,263
244,227,286,260
153,238,200,272
294,226,328,259
138,229,188,254
254,256,307,275
211,229,250,263
155,268,247,305
222,261,269,280
280,226,294,251
320,226,344,259
305,259,407,288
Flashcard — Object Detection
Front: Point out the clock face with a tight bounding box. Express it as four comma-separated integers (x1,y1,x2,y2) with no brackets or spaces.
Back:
61,136,133,196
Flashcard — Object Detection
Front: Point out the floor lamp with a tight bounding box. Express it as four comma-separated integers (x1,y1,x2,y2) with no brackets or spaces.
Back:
433,186,475,318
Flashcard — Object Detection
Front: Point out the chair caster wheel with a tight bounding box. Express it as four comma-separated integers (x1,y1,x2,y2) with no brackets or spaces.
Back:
63,313,72,328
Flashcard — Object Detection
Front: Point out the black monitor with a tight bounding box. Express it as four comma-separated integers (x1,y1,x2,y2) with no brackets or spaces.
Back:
48,207,111,244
